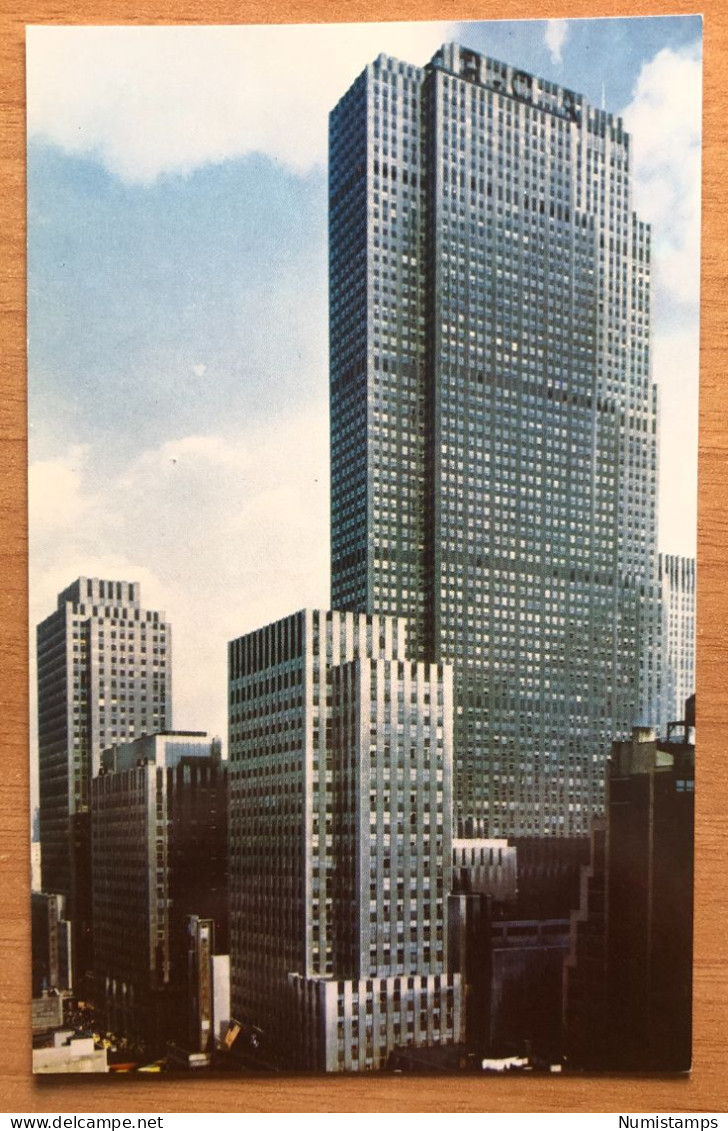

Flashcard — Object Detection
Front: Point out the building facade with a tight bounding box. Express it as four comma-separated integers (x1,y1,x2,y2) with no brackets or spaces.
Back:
658,554,696,734
329,44,661,837
31,891,73,997
37,578,172,987
228,608,462,1071
91,732,227,1046
451,836,517,904
37,578,172,904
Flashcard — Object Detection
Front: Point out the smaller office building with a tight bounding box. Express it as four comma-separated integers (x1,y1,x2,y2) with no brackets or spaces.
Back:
229,609,462,1072
91,731,227,1048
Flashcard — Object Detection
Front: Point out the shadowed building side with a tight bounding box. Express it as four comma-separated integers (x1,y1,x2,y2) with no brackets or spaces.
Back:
563,705,694,1071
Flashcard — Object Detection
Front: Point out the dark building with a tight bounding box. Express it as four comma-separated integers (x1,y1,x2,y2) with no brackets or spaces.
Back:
329,44,661,838
91,732,227,1049
167,739,228,976
448,838,571,1061
560,820,609,1067
488,918,570,1062
563,705,694,1071
448,835,517,1046
448,891,492,1049
31,892,72,998
511,836,591,919
183,916,231,1065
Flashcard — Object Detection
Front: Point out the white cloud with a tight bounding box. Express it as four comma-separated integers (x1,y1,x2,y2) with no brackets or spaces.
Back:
620,42,701,562
28,444,91,534
29,399,330,768
545,20,569,64
27,23,453,182
622,42,702,314
652,328,699,558
192,363,207,378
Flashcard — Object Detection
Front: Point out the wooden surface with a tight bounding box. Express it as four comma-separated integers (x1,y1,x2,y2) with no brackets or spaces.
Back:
1,0,725,1114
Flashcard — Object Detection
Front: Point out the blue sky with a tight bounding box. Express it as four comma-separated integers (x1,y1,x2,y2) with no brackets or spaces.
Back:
27,18,703,761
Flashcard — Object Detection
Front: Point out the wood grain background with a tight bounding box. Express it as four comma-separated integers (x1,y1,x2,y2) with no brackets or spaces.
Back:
1,0,725,1113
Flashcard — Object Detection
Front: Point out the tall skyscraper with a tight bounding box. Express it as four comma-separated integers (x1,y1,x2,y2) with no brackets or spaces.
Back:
36,578,172,979
658,553,696,733
228,609,462,1071
330,44,661,838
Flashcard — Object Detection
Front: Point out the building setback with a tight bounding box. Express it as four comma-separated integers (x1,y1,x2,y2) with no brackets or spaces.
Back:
658,554,696,734
91,732,227,1047
329,44,661,837
37,578,171,984
228,609,462,1071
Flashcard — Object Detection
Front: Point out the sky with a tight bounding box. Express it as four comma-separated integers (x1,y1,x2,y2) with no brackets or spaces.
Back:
26,17,703,779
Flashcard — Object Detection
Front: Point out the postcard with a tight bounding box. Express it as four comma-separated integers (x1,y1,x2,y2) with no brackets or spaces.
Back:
27,17,700,1074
